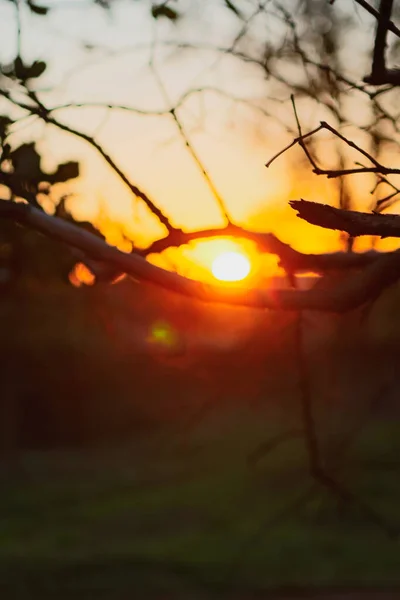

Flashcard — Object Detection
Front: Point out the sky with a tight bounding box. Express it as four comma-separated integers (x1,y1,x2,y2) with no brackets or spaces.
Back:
1,0,399,280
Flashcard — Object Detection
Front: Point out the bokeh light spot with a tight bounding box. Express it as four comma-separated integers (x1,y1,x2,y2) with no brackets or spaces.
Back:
147,321,186,356
69,262,96,287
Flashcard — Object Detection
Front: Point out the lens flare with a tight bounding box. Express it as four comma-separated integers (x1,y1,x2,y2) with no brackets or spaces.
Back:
211,251,251,282
147,320,186,356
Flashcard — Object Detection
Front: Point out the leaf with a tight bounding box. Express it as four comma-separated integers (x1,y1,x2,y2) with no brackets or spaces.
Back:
224,0,243,18
151,4,179,21
26,60,47,79
0,117,12,138
11,57,46,81
13,56,26,79
51,161,80,183
1,143,11,160
9,143,42,181
27,1,49,15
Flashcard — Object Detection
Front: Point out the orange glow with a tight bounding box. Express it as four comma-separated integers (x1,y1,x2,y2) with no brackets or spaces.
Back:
212,251,251,282
69,262,96,287
182,238,264,282
148,236,278,283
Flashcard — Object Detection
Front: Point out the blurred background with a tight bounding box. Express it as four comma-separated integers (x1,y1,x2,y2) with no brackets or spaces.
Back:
2,1,400,597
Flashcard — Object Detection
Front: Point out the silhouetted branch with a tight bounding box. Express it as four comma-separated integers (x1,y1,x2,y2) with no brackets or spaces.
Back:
291,199,400,238
3,199,400,312
2,87,390,280
354,0,400,38
77,223,385,285
266,119,400,178
363,0,400,86
143,225,383,271
149,59,232,223
289,267,397,538
245,264,400,545
0,89,176,233
265,124,324,169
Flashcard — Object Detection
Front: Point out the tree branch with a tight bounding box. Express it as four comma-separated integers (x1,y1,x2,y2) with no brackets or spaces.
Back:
363,0,400,86
0,89,176,233
291,198,400,238
2,199,400,312
266,119,400,179
141,224,383,272
354,0,400,38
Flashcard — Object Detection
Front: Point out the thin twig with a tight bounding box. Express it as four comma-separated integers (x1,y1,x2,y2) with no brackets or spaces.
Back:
149,52,232,224
0,89,175,232
354,0,400,38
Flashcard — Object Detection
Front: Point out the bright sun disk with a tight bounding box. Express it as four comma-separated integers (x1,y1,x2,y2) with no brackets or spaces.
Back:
211,251,251,282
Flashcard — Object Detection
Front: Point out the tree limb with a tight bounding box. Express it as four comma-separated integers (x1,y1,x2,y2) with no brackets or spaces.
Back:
0,89,176,233
141,225,382,272
354,0,400,38
2,199,400,312
362,0,400,86
291,198,400,238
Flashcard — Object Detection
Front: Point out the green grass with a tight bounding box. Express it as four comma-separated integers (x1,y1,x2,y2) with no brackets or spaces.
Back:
2,409,400,598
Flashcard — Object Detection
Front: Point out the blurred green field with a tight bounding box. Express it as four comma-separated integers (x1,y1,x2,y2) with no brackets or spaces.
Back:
2,409,400,598
2,232,400,597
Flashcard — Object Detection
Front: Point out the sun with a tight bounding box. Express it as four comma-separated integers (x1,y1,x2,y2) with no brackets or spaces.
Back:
211,251,251,282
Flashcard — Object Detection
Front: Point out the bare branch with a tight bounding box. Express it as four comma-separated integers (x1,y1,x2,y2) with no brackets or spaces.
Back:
291,198,400,238
265,124,324,168
354,0,400,38
361,0,400,86
2,199,400,312
142,224,383,272
149,58,232,224
0,89,176,233
266,119,400,181
82,222,385,284
293,273,397,539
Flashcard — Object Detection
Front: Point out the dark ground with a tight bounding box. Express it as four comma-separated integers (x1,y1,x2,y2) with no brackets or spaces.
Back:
2,259,400,597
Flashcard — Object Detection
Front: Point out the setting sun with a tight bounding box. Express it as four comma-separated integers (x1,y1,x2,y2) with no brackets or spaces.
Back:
211,251,251,282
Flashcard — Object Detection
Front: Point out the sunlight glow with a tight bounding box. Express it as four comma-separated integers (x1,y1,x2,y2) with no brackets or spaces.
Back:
211,251,251,282
69,262,96,287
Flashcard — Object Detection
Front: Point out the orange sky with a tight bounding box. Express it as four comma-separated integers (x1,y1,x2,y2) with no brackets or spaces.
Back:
1,0,399,284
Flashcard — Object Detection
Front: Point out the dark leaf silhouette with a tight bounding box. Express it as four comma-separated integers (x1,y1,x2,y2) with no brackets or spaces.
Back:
27,60,47,79
0,116,12,140
151,4,179,21
13,56,25,80
27,1,49,15
1,143,80,209
50,161,80,184
9,143,42,183
9,57,47,81
1,143,11,160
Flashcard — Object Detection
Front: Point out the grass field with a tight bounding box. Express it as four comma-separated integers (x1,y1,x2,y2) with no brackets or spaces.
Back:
2,280,400,597
2,408,400,599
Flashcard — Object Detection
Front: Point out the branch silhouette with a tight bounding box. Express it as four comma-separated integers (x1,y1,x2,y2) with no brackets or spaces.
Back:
291,199,400,238
2,199,400,312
